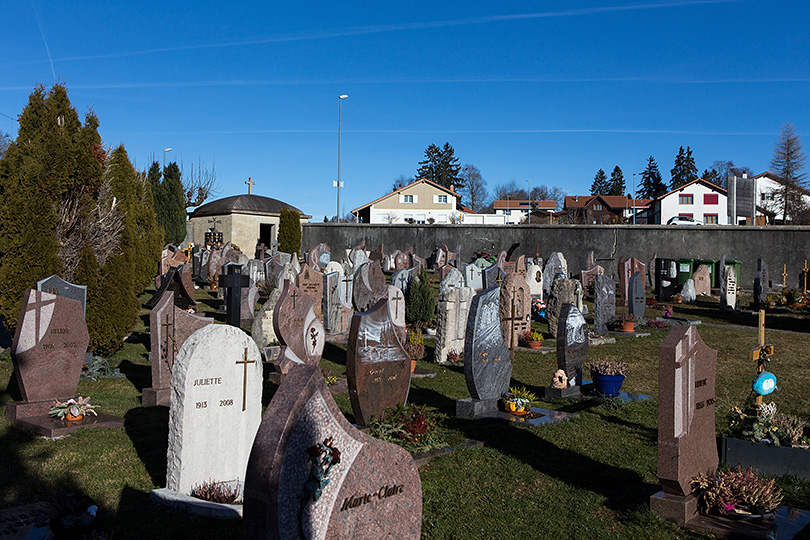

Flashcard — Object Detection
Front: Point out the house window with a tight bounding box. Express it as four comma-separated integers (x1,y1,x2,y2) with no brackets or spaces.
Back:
416,214,426,224
403,195,414,203
704,214,718,224
593,203,603,210
761,192,775,201
679,194,694,205
437,195,448,204
704,194,718,205
404,214,413,221
679,213,694,218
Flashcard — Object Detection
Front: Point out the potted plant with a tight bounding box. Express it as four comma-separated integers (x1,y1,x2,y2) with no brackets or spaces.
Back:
587,358,628,397
522,330,543,349
671,294,684,304
404,330,425,372
49,396,97,422
615,312,637,332
500,386,537,415
691,466,783,519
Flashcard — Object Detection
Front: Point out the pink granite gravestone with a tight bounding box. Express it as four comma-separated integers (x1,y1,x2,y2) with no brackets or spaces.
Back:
297,265,324,319
269,281,325,375
692,264,711,297
499,273,531,350
243,364,422,540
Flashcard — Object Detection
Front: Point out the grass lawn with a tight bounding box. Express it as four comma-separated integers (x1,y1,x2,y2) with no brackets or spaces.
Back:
1,284,809,539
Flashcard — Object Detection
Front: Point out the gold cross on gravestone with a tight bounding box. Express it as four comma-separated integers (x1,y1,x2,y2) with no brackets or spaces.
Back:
245,177,256,195
782,264,788,287
749,309,774,407
235,347,256,412
495,272,504,287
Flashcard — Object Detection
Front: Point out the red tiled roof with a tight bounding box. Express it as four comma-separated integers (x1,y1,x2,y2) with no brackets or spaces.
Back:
493,200,556,210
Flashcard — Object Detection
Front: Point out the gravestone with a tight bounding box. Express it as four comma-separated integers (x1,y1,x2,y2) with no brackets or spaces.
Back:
580,264,605,293
628,272,646,319
160,245,189,275
35,275,87,315
499,273,531,351
394,249,412,271
692,264,711,296
199,249,211,282
574,280,585,314
457,287,512,418
346,298,411,426
429,245,447,269
544,303,588,398
618,257,646,307
525,263,543,299
6,290,123,437
382,251,397,273
220,263,251,327
165,325,263,495
307,242,331,270
297,265,324,319
240,283,260,327
464,263,484,292
191,246,202,280
352,261,387,313
495,250,507,272
656,258,678,301
242,364,422,540
647,252,657,288
270,281,325,373
650,325,718,525
798,260,809,292
720,266,737,310
275,262,298,291
339,273,354,310
323,260,344,277
547,278,577,339
324,272,353,337
754,258,769,307
207,248,223,280
247,259,266,285
145,265,196,310
543,252,568,295
251,288,282,350
718,255,727,288
349,241,369,269
144,291,214,407
593,274,615,335
435,272,473,365
390,268,415,298
681,279,696,304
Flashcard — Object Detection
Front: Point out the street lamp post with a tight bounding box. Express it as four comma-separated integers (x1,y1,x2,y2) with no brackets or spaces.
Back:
335,95,348,222
526,179,531,224
163,147,173,167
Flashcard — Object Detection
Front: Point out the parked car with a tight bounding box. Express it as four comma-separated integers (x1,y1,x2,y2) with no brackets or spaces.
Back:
667,216,703,226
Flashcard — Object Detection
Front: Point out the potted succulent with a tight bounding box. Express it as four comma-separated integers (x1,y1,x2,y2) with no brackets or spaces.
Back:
49,396,97,422
691,466,783,519
500,386,537,415
615,312,637,332
522,329,544,349
587,358,628,397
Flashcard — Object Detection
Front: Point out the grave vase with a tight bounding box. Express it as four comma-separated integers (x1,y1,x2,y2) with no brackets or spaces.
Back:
525,340,543,350
591,373,625,398
620,321,635,332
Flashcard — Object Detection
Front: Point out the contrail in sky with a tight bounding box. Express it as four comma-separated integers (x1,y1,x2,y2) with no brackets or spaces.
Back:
122,128,774,137
8,0,738,66
30,0,56,83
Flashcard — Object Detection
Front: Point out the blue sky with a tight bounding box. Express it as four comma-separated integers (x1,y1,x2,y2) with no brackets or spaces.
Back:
2,0,809,220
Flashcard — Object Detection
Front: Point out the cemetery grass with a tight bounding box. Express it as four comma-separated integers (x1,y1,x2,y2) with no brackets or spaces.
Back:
0,288,808,539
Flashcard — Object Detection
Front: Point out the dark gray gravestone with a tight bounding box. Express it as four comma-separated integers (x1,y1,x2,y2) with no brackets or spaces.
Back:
145,265,195,310
656,258,678,301
220,263,250,327
199,249,211,282
593,274,615,335
390,269,414,297
191,246,202,280
547,278,576,339
543,252,568,295
628,272,646,319
544,303,587,398
482,263,503,289
754,258,769,307
35,275,87,315
457,287,512,418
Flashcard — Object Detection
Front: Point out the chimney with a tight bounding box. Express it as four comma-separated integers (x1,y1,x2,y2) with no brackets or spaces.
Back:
575,195,578,202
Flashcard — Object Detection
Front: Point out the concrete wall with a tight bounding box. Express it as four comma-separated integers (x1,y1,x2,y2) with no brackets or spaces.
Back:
302,223,810,287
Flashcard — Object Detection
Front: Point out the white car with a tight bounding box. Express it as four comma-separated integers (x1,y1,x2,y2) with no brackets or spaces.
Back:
667,216,703,226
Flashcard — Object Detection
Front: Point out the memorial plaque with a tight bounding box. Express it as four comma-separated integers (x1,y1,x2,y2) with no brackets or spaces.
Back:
463,287,512,401
346,299,411,426
593,274,615,335
543,252,568,295
145,291,214,407
628,271,646,319
243,365,422,540
166,325,263,494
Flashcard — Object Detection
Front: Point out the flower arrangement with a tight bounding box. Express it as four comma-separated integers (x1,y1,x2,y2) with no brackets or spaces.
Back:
403,330,426,360
532,299,546,320
615,312,637,322
368,403,448,454
446,350,462,363
691,466,784,516
501,386,537,413
727,401,809,447
523,330,543,344
190,480,242,504
321,368,339,387
661,305,674,318
49,396,97,420
586,358,628,377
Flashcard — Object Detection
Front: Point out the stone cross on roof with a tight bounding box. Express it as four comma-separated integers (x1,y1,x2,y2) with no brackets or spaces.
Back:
245,177,256,195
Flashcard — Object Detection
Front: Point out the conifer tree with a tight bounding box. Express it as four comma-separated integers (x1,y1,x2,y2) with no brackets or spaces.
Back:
405,269,434,329
670,146,698,189
770,123,807,221
160,162,187,245
609,166,625,196
589,169,609,195
416,143,463,193
278,208,302,255
638,156,667,200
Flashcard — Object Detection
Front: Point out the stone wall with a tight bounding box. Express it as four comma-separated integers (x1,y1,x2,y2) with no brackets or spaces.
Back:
303,223,810,287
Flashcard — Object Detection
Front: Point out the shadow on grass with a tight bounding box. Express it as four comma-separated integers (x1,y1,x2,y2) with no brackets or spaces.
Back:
124,406,169,487
117,360,151,394
322,342,347,367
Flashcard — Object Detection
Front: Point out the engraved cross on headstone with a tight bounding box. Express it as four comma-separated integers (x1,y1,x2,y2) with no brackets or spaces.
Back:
245,176,256,195
391,291,403,318
290,289,299,309
342,275,352,298
161,310,177,371
235,347,256,411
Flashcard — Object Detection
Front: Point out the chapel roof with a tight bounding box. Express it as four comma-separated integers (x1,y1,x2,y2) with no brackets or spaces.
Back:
189,194,310,218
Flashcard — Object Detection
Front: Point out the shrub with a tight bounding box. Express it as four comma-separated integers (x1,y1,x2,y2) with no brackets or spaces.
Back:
278,208,302,255
587,358,628,376
691,466,783,515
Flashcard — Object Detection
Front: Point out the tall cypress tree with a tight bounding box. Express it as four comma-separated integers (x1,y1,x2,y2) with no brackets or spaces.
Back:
638,156,667,200
160,161,187,245
278,208,302,255
589,169,609,195
609,166,625,196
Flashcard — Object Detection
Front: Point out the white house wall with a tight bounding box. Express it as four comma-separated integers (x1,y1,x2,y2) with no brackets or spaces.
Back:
658,183,728,224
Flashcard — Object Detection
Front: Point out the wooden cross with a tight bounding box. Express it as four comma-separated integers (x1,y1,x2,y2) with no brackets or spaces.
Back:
235,347,256,411
782,264,788,287
749,310,774,407
803,259,809,295
245,177,256,195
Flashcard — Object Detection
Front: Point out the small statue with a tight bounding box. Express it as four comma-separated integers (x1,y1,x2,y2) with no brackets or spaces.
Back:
551,369,568,389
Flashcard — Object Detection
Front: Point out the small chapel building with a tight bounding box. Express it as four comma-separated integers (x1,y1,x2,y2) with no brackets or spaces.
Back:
187,179,310,252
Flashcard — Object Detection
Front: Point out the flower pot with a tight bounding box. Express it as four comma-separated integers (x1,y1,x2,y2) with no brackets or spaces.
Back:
411,360,417,373
619,321,635,332
525,340,543,350
591,373,625,398
672,297,683,304
65,412,83,422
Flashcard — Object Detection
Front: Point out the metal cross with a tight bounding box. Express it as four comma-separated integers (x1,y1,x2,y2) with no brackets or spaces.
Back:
749,310,774,407
495,272,504,286
235,347,256,412
782,264,788,287
803,259,809,295
342,275,352,298
207,217,221,229
245,177,256,195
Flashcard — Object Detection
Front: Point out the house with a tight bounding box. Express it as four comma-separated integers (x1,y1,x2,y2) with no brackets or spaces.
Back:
747,171,810,224
561,195,652,224
352,178,463,224
493,200,557,224
645,178,728,225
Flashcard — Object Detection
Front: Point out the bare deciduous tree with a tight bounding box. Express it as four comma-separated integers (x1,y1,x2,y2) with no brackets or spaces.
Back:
459,164,488,212
182,158,218,208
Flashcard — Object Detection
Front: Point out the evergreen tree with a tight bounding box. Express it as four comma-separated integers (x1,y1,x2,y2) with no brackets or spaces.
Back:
638,156,667,200
609,166,625,196
589,169,609,195
703,168,719,184
416,143,463,193
405,269,434,329
278,208,302,255
770,123,807,221
670,146,698,189
159,162,187,245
